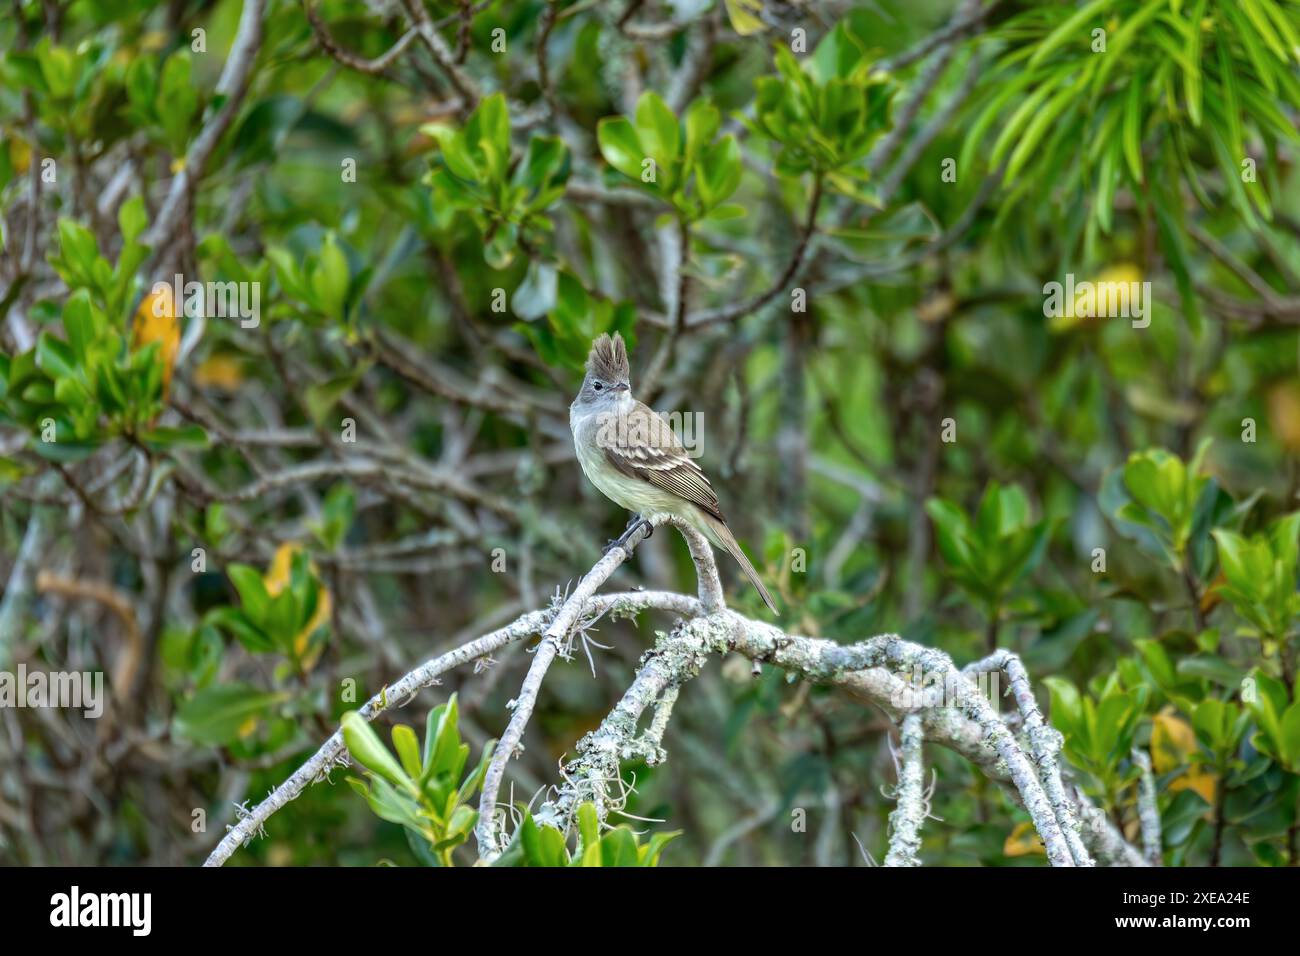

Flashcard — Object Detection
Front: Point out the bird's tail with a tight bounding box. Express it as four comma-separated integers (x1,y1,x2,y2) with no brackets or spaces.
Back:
701,515,779,615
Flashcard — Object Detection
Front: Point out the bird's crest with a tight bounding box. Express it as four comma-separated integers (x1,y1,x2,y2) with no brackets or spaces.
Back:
586,332,630,383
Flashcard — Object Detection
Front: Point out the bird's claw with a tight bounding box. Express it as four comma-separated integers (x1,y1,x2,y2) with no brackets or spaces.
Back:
603,515,651,556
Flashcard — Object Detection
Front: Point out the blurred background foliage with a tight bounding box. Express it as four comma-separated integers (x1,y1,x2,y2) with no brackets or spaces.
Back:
1,0,1300,866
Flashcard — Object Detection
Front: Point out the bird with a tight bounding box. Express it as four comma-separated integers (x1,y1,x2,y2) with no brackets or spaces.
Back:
568,332,779,614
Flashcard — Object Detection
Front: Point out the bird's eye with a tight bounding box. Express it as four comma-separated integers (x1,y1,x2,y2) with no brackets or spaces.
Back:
593,382,603,391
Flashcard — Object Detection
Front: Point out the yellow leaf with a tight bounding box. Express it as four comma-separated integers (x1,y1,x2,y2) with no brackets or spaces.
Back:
1170,767,1217,806
237,715,258,739
9,136,31,176
264,543,332,671
262,542,298,596
1267,380,1300,452
294,587,332,665
1151,709,1196,773
1200,571,1226,616
193,354,245,391
724,0,767,36
133,284,180,398
1003,821,1046,857
916,291,955,324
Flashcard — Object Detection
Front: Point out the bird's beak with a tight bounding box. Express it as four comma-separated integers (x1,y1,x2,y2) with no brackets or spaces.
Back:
613,382,629,392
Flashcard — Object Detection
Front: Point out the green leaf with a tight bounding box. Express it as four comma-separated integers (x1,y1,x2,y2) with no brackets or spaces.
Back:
634,91,680,167
138,425,209,451
1135,639,1176,689
203,606,275,653
600,828,640,867
1121,75,1145,183
576,802,601,851
342,711,419,796
1183,0,1208,125
470,93,511,180
723,0,766,36
228,564,271,624
57,218,98,276
118,196,148,244
696,135,742,210
1092,2,1165,94
428,693,463,777
311,233,350,319
174,683,287,746
683,99,721,162
36,333,76,380
597,117,645,182
1043,677,1082,739
392,724,423,782
1240,0,1290,61
638,830,681,866
1029,0,1111,67
1211,529,1251,592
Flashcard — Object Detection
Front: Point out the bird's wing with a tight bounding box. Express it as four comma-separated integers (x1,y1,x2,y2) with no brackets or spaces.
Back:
602,402,725,522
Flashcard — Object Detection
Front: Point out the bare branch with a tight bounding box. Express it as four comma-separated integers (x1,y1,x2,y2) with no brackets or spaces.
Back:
304,0,417,75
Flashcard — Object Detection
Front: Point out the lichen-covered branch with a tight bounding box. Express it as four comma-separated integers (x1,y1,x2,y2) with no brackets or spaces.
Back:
967,649,1094,866
1132,747,1163,865
883,713,926,867
1072,783,1149,867
474,516,662,860
533,611,728,832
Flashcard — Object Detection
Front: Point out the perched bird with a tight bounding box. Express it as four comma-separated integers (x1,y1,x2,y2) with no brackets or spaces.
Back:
568,332,779,614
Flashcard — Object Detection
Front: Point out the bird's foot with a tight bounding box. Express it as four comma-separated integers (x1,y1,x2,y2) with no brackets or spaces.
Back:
623,512,653,537
602,514,652,556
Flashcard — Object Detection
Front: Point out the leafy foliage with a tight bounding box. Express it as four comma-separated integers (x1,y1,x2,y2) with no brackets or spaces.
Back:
343,696,491,866
495,802,679,867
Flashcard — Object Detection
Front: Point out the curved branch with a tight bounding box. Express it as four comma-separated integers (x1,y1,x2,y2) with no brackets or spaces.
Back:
967,649,1094,866
682,174,824,329
304,0,417,75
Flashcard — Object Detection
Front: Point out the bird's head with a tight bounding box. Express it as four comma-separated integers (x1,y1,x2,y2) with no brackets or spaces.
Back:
574,332,631,411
